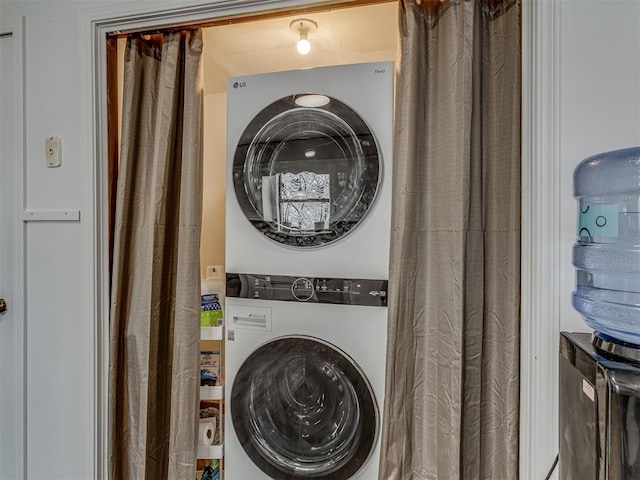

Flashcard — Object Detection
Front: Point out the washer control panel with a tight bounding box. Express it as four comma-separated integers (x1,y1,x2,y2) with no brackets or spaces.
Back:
227,273,388,307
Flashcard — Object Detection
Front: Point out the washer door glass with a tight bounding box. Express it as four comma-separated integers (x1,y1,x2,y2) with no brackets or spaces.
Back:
231,336,379,479
232,94,381,248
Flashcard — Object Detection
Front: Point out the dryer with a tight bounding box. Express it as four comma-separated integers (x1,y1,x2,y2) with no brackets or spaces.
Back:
224,273,388,480
226,62,394,279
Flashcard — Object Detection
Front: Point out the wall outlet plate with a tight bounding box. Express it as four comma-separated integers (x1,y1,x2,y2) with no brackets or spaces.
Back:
45,136,62,167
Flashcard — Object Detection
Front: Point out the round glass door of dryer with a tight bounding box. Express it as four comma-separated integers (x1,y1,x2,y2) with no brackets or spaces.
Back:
232,94,381,248
230,336,379,479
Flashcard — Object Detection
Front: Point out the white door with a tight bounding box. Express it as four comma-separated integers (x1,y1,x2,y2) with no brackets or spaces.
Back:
0,18,25,480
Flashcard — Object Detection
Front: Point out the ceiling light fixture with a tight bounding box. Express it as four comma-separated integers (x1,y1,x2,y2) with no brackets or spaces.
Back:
290,18,318,55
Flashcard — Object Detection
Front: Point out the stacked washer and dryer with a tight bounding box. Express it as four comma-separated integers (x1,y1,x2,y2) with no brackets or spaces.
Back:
224,62,394,480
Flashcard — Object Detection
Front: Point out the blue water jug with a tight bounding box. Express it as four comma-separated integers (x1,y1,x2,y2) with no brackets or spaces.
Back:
572,146,640,345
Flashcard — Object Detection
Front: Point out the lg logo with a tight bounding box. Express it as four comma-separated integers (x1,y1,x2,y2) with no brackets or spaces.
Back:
233,81,247,89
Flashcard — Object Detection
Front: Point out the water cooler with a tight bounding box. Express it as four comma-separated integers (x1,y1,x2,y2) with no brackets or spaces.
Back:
561,147,640,479
560,332,640,479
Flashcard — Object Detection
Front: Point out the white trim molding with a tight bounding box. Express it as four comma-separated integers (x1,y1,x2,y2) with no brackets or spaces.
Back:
520,0,562,478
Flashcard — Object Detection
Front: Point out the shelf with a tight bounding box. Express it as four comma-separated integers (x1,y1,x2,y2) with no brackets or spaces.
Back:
197,443,223,460
200,325,223,340
199,287,224,472
200,385,224,400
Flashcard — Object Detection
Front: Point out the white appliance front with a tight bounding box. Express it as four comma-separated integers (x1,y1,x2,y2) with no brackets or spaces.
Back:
226,62,393,279
224,290,387,480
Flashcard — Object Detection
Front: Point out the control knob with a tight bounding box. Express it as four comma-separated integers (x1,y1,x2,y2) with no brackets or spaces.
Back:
291,278,314,302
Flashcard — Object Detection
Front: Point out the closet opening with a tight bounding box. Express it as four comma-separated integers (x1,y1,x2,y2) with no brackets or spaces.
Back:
103,1,398,477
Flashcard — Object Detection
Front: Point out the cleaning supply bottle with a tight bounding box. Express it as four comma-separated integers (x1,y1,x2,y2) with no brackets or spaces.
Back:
201,265,225,328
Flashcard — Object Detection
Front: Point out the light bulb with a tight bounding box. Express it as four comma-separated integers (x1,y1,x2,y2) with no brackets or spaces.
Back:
290,19,317,56
297,34,311,55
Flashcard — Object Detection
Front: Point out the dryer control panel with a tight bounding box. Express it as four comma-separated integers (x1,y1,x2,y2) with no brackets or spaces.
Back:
226,273,388,307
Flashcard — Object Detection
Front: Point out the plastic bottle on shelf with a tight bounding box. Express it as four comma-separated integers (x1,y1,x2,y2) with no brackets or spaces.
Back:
572,146,640,345
201,265,225,328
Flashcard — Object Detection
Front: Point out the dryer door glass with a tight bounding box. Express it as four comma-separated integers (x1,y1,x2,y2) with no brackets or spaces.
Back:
231,336,379,479
232,94,381,248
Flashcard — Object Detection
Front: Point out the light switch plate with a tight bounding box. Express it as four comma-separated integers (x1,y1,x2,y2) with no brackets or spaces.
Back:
45,136,62,167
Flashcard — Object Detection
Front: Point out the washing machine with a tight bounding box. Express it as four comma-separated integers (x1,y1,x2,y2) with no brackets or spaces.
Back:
224,272,388,480
225,61,394,279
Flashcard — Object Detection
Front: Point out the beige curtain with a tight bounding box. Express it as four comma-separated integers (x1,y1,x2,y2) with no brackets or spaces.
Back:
380,1,521,479
108,29,204,480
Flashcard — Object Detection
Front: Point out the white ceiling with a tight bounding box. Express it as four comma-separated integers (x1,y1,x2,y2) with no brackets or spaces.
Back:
201,1,399,94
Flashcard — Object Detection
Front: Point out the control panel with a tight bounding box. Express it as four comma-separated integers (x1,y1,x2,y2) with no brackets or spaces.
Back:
226,273,388,307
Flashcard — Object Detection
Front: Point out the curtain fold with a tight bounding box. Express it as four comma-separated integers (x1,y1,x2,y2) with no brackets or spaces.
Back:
108,29,204,480
380,1,521,478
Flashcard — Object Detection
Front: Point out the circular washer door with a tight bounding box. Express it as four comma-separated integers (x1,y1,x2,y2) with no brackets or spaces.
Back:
231,336,379,479
232,94,381,248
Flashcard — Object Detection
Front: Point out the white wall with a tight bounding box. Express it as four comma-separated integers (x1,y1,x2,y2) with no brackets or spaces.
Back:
559,0,640,334
0,0,639,478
